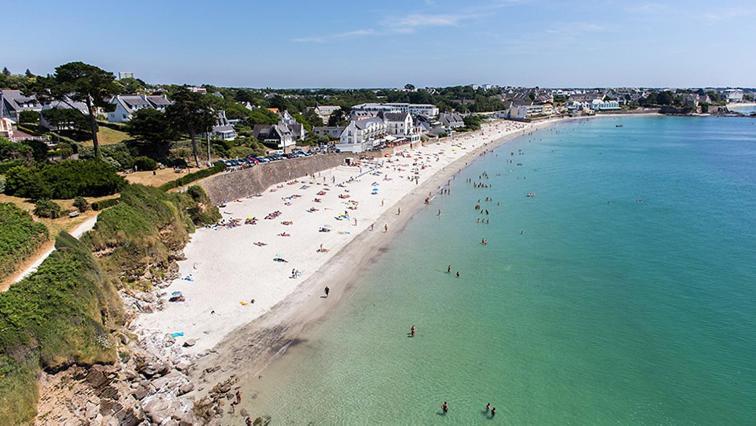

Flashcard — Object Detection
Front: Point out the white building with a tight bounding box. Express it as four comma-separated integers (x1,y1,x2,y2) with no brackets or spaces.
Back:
211,110,236,141
590,99,620,111
382,111,414,136
313,105,341,124
724,89,744,103
107,95,171,122
351,102,439,117
337,117,387,153
509,103,554,120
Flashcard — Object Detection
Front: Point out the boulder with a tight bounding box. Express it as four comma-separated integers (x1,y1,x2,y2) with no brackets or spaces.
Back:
178,382,194,396
86,366,110,388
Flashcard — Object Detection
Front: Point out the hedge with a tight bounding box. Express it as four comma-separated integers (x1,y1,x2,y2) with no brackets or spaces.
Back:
159,162,226,191
4,160,126,200
0,233,123,424
91,197,120,211
0,203,49,282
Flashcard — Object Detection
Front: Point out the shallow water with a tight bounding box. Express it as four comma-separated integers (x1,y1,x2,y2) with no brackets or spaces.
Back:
242,116,756,425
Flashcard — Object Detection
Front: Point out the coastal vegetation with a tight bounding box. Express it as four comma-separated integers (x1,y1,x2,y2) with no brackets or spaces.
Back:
0,203,48,282
0,182,220,423
0,232,125,423
3,160,126,199
83,183,220,289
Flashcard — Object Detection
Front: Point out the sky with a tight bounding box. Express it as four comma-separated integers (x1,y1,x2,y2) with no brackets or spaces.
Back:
3,0,755,88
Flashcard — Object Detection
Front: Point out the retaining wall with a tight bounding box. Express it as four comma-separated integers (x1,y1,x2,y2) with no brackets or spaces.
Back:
199,153,359,204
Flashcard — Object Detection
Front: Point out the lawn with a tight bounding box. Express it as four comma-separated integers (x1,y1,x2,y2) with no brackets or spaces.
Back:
0,194,112,237
81,126,130,147
122,165,212,188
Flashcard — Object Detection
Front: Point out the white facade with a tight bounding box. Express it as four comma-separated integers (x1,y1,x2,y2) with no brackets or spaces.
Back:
337,118,386,153
590,99,620,111
509,103,554,119
351,102,439,117
725,89,744,102
383,112,414,136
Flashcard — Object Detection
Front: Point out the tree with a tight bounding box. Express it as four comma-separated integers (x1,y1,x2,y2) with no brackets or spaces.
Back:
25,69,34,78
41,108,88,132
1,67,10,77
31,62,118,159
404,83,416,91
126,109,176,160
165,87,217,167
18,110,40,126
117,77,147,94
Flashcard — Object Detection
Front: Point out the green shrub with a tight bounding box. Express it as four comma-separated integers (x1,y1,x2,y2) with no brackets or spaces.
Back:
0,233,123,424
73,196,89,212
184,185,222,225
0,203,49,281
91,197,120,211
80,144,135,171
133,156,157,171
83,184,220,289
33,199,62,219
159,162,226,191
0,160,25,174
4,166,52,199
4,160,126,200
0,175,5,193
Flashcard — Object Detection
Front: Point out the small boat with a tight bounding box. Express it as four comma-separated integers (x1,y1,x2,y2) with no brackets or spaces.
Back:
615,124,623,128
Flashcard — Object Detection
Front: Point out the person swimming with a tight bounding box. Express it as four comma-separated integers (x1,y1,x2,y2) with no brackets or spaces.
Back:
410,325,416,337
491,407,496,417
447,265,452,273
485,403,491,413
442,401,449,414
456,271,460,278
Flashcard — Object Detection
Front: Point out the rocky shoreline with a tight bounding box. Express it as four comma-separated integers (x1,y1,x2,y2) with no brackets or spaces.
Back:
34,248,269,425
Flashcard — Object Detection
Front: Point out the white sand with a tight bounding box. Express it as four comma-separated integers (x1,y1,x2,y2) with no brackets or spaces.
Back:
134,120,532,356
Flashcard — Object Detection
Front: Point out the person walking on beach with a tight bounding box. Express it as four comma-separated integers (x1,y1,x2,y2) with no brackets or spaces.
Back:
384,224,388,232
324,286,330,297
442,401,449,414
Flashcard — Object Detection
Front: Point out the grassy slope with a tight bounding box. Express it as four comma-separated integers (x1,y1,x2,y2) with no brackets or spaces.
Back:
0,184,220,424
0,233,124,424
81,126,131,147
0,204,49,282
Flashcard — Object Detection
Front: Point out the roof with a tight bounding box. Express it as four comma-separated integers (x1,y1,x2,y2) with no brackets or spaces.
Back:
43,99,88,115
146,95,171,106
382,112,411,122
1,89,41,112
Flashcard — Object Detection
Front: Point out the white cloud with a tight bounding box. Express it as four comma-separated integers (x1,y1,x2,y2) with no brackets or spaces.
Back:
290,1,523,43
291,29,376,43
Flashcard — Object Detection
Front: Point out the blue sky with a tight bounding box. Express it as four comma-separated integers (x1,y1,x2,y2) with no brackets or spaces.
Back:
4,0,755,88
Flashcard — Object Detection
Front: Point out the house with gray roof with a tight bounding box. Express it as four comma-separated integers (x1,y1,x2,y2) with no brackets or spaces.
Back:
439,112,464,129
380,111,414,136
253,123,295,152
336,117,387,153
0,89,42,122
107,94,172,122
40,98,89,130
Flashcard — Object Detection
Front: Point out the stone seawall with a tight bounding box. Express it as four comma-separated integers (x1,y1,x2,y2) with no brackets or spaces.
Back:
199,153,360,204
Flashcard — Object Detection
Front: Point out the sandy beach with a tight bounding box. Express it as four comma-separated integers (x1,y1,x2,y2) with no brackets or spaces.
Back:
134,120,532,359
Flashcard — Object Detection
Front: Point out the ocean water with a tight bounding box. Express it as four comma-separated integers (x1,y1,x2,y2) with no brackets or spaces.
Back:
243,116,756,425
729,104,756,115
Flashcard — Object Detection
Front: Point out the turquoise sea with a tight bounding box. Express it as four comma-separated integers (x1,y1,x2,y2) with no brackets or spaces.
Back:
243,116,756,424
